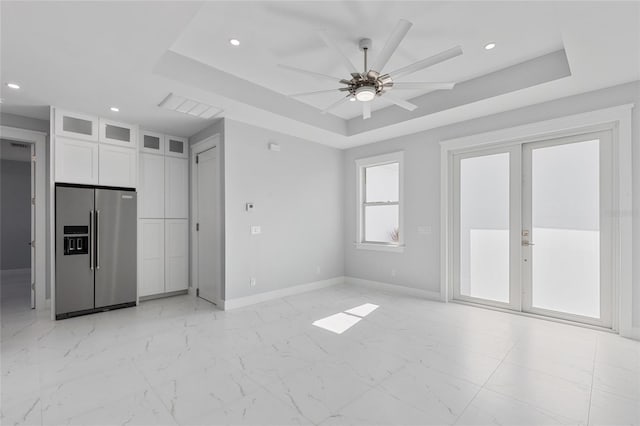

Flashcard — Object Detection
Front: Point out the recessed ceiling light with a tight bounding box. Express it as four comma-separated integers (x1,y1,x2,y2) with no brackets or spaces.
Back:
6,82,20,89
484,42,496,50
349,96,356,102
110,106,119,112
229,39,240,46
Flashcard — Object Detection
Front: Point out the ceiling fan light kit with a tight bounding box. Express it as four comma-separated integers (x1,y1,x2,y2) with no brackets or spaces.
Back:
282,18,463,120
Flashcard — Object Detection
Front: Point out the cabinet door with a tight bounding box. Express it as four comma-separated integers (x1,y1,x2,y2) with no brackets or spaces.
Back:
165,135,188,158
165,219,188,292
55,109,99,142
165,157,188,218
99,144,137,188
139,153,164,218
139,219,165,297
99,118,138,148
139,130,165,154
54,137,99,184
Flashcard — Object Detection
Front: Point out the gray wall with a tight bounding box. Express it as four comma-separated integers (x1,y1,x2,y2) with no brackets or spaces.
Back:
343,81,640,327
0,159,31,270
223,119,344,299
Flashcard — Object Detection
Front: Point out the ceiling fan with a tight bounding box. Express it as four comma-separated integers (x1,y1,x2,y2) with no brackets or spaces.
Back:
280,19,463,120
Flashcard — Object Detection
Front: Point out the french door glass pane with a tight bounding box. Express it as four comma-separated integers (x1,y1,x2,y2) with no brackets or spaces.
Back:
531,140,600,318
365,163,399,202
364,205,399,243
460,153,510,303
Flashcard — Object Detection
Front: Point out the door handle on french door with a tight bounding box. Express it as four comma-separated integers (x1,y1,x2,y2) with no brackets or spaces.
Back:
89,210,94,270
95,210,100,270
522,241,535,246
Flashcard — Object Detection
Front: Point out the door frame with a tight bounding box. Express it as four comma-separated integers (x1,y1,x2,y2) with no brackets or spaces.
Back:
190,134,222,305
0,126,47,311
440,104,634,337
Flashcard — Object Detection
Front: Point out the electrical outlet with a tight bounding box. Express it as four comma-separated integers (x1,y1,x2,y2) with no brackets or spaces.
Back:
250,225,261,235
316,266,321,275
418,225,432,235
391,269,397,277
249,277,256,287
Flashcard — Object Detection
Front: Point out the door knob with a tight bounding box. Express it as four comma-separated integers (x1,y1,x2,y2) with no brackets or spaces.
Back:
522,241,535,246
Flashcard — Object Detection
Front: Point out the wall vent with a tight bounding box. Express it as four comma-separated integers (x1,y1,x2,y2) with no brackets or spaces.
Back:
10,142,30,149
158,93,223,119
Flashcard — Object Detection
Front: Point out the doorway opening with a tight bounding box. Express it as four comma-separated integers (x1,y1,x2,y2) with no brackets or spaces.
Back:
191,135,222,307
0,138,35,313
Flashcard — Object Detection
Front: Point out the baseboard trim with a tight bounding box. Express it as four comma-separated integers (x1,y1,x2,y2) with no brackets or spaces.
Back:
1,268,30,278
223,276,345,310
621,326,640,341
344,277,441,301
345,276,442,301
139,289,188,302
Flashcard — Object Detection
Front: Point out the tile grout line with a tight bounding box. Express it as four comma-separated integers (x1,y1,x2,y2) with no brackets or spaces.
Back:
451,340,517,424
586,337,598,426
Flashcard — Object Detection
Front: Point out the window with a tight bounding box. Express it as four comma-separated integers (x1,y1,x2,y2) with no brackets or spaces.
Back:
356,152,404,252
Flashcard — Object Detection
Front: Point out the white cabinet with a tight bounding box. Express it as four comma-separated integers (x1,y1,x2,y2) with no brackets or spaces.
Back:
165,157,189,218
140,130,165,154
139,153,165,218
165,219,188,292
99,118,138,148
99,144,137,188
139,219,165,297
54,137,99,184
55,109,99,142
165,135,188,158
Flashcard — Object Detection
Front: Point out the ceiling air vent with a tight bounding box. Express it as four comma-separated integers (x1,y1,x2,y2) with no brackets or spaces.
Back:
10,142,30,149
158,93,223,119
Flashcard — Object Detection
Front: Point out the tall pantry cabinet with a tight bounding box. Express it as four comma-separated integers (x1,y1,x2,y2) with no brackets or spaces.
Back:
138,131,189,298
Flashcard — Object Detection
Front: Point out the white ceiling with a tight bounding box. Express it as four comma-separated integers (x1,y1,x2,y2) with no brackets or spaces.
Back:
1,1,639,148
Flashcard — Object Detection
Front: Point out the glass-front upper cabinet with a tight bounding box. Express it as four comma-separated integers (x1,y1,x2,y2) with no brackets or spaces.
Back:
164,135,188,158
139,130,165,154
55,109,99,142
99,118,138,148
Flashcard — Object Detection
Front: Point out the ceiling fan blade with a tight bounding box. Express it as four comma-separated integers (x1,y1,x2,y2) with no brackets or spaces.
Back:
289,88,344,98
321,95,351,114
278,64,345,84
317,29,360,75
383,94,418,111
371,19,413,73
362,102,371,120
388,46,463,80
389,82,456,90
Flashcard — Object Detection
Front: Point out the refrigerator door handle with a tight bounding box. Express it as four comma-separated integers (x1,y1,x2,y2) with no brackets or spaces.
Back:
96,210,100,270
89,210,94,270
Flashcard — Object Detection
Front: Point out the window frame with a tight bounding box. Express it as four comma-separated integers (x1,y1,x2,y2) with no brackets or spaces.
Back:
355,151,405,253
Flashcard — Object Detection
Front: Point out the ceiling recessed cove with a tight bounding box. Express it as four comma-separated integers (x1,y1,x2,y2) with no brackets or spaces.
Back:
158,93,223,119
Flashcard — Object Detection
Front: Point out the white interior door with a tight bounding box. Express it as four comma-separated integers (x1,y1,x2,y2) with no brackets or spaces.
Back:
522,131,613,327
453,130,614,328
195,147,220,305
453,146,521,310
30,145,35,309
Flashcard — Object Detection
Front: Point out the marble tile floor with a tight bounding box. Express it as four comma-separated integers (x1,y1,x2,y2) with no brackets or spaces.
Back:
1,281,639,425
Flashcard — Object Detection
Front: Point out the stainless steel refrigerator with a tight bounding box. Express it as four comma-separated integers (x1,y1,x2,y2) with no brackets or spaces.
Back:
55,184,137,319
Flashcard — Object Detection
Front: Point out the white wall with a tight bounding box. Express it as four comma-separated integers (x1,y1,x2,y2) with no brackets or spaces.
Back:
223,119,344,300
344,81,640,328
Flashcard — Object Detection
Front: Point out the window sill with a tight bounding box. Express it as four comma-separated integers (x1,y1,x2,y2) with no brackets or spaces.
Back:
355,243,405,253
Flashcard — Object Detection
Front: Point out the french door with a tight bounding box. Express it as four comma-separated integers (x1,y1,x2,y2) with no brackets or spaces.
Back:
453,130,613,327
